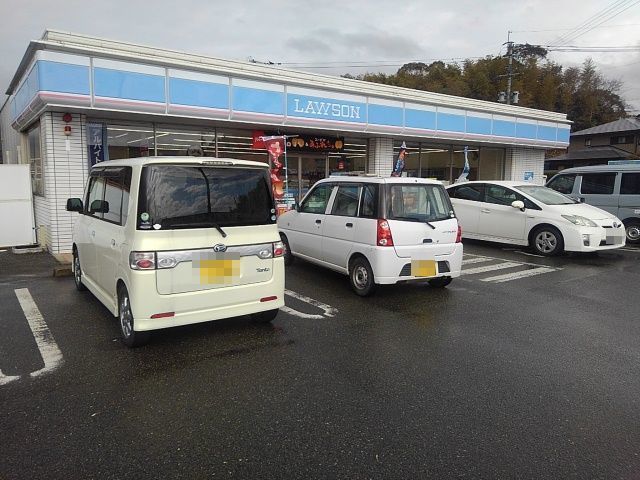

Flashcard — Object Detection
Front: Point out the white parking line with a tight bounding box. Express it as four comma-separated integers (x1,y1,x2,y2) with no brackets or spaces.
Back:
462,257,492,265
481,267,556,283
461,262,522,275
14,288,63,378
282,289,338,319
0,370,20,386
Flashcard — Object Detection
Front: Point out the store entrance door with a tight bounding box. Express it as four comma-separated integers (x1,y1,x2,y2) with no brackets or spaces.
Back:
285,155,327,202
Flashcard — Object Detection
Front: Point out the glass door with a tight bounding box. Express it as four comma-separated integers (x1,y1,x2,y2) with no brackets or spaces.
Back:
299,156,327,201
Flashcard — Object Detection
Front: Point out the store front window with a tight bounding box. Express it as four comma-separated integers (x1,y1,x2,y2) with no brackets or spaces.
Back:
155,125,216,157
392,140,505,184
105,123,154,160
27,123,43,196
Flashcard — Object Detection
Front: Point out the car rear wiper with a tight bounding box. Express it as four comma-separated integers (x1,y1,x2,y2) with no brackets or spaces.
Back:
392,216,436,229
165,221,227,237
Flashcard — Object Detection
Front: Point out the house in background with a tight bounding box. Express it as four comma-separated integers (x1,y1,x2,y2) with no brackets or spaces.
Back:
545,116,640,177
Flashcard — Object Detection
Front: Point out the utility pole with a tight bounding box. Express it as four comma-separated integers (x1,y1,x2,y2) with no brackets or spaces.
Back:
506,31,514,105
497,31,519,105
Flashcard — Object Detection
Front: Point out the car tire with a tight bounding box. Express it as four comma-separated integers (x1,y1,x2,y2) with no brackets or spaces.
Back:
428,276,453,288
280,233,294,266
624,219,640,244
72,248,87,292
349,257,377,297
531,226,564,256
252,309,279,324
118,285,150,348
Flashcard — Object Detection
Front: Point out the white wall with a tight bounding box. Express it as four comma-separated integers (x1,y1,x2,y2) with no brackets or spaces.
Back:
367,137,394,175
41,112,89,254
504,147,546,184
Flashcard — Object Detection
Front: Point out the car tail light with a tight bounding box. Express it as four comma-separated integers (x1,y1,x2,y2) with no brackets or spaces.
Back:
273,241,285,257
377,219,394,246
130,252,156,270
456,225,462,243
150,312,175,319
260,296,278,302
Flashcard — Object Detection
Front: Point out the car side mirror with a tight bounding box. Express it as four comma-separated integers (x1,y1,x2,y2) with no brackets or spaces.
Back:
89,199,109,214
293,202,300,211
511,200,525,211
66,198,84,212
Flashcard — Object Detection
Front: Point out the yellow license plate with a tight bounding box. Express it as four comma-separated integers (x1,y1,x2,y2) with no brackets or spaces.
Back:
411,260,437,277
197,259,240,284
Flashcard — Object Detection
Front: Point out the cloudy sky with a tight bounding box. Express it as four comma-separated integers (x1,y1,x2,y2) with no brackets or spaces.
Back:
1,0,639,116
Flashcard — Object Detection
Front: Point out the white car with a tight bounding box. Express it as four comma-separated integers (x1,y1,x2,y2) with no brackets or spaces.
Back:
277,175,463,296
67,157,285,347
446,181,626,256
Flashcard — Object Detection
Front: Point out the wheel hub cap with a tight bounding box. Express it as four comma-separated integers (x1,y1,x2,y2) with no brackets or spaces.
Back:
536,232,556,253
120,296,133,338
628,226,640,241
354,266,368,288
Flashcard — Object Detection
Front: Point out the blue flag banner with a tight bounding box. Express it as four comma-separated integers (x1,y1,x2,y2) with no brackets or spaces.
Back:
457,146,470,182
391,141,407,177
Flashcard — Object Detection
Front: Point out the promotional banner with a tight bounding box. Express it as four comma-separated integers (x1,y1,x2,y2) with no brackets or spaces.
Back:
261,135,286,202
391,141,406,177
87,123,106,166
456,146,470,182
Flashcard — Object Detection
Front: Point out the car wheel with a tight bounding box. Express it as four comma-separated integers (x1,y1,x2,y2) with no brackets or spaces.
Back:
349,257,377,297
118,285,150,348
624,220,640,244
252,309,279,324
531,226,564,256
428,276,453,288
280,233,294,266
72,249,87,292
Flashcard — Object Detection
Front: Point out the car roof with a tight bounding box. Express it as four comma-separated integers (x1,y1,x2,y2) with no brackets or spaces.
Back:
321,175,445,185
445,180,540,189
91,156,269,169
550,164,640,174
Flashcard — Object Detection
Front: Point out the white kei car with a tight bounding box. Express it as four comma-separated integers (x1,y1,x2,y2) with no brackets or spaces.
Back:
446,181,626,256
277,175,463,296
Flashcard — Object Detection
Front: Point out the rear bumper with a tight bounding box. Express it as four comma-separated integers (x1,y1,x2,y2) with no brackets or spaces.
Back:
369,243,464,285
128,259,285,331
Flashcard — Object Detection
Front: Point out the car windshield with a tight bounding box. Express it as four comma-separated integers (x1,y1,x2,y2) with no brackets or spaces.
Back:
514,185,577,205
387,184,454,222
137,164,275,230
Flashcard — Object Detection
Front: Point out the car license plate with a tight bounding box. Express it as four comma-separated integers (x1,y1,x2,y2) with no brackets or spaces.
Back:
606,233,624,245
411,259,437,277
194,254,240,284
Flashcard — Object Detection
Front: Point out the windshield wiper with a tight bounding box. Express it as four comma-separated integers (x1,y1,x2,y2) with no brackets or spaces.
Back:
165,221,227,237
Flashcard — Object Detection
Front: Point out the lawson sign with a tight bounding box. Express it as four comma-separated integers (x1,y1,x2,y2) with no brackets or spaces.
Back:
287,92,366,124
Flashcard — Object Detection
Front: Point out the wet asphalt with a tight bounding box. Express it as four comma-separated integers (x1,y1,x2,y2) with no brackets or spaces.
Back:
1,243,640,479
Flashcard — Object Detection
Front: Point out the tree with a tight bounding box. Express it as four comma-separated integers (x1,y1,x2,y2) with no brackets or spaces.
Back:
343,53,627,131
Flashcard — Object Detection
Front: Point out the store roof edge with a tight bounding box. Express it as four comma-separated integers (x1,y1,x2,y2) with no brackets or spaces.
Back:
8,29,571,124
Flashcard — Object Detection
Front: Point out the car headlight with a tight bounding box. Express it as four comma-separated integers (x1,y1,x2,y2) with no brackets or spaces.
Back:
561,215,597,227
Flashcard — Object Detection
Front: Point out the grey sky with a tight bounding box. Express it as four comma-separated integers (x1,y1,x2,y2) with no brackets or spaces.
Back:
1,0,639,115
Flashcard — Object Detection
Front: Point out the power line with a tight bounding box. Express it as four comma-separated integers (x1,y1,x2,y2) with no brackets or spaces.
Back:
549,0,640,47
511,23,640,33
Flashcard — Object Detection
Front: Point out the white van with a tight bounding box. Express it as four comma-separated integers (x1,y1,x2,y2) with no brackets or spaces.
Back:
277,175,463,296
546,164,640,244
66,157,285,347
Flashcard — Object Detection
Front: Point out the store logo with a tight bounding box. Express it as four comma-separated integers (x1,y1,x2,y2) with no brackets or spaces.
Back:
292,98,361,120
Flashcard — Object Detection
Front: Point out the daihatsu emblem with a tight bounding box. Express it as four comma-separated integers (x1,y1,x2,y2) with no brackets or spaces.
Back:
213,244,227,253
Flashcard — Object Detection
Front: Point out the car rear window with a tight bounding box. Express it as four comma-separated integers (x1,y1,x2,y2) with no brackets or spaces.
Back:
137,164,275,230
387,184,454,222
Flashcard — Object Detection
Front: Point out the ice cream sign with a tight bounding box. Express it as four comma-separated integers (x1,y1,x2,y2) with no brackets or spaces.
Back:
287,90,366,124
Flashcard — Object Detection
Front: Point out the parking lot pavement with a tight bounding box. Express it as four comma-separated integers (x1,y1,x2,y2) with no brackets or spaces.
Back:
2,243,640,479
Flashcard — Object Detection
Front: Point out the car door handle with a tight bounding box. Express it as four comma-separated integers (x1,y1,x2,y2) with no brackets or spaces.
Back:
91,230,95,237
315,219,322,224
345,222,353,228
111,239,116,247
481,209,491,213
